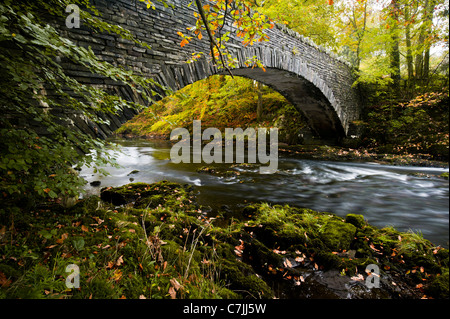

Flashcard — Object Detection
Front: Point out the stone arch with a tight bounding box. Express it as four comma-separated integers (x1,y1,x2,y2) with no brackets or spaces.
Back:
57,0,361,141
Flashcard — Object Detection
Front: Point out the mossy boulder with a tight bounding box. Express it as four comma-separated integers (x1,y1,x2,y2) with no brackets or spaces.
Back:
345,214,365,228
100,181,196,209
320,220,357,251
68,196,101,215
426,270,449,299
220,259,274,299
244,239,284,270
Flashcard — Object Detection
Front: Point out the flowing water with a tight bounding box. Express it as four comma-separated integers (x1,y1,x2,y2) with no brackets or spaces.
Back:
80,138,449,247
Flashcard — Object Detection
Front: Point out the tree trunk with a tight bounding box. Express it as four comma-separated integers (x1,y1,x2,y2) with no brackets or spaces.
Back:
256,81,263,122
415,0,429,86
423,0,435,86
389,0,401,94
405,6,414,94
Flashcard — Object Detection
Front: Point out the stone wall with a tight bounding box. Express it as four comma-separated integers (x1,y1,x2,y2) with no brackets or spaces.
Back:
55,0,361,139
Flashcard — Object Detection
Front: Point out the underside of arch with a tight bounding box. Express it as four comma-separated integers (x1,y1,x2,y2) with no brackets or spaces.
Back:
219,67,346,140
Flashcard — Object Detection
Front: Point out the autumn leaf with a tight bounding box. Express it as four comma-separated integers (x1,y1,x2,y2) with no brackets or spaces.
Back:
116,255,124,267
0,272,12,288
170,278,182,291
328,0,334,5
81,225,89,232
168,286,177,299
283,258,293,268
56,233,68,244
112,269,123,282
295,256,304,263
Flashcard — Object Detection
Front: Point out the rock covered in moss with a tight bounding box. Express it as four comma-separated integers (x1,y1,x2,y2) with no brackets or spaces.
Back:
345,214,366,228
320,220,357,251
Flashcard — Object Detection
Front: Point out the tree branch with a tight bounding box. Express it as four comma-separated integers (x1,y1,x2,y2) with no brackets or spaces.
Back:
194,0,234,77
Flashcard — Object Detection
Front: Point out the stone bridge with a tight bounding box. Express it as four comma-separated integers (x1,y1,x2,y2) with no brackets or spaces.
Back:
59,0,362,141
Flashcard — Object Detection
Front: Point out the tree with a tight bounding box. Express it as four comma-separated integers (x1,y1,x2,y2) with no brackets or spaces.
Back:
387,0,401,93
0,0,165,207
259,0,338,51
176,0,275,73
255,81,263,122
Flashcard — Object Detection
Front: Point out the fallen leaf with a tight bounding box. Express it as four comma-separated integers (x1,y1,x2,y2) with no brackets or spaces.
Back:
116,255,124,267
56,233,68,244
168,286,176,299
0,272,12,288
295,256,304,263
283,258,293,268
113,269,123,282
81,225,89,232
351,274,364,281
170,278,182,291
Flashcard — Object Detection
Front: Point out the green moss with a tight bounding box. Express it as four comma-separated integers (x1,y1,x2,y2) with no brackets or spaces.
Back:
315,251,342,269
245,239,283,270
220,259,274,299
67,196,102,215
439,172,449,179
426,270,449,299
3,182,449,299
345,214,366,228
319,220,357,251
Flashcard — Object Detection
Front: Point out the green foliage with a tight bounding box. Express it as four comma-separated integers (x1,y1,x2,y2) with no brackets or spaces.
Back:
0,0,167,206
258,0,449,95
117,75,309,144
258,0,337,50
177,0,275,71
361,89,449,159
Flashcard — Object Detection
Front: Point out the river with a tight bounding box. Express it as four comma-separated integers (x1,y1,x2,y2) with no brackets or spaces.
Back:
80,138,449,247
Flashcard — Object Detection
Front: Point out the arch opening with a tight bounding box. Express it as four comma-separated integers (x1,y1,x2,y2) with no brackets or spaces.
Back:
217,67,346,142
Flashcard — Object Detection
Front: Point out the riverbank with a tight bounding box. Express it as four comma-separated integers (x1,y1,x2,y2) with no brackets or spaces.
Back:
278,144,449,169
117,132,449,169
1,181,448,299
